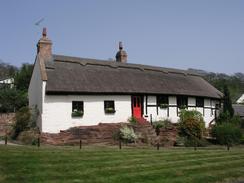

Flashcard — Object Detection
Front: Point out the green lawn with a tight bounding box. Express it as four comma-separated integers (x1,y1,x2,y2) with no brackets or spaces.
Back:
0,145,244,183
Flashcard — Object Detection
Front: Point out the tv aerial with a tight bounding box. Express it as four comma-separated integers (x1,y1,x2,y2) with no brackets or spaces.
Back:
35,18,45,26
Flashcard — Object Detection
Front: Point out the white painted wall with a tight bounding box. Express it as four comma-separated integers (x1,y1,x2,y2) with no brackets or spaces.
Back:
28,58,43,130
41,95,132,133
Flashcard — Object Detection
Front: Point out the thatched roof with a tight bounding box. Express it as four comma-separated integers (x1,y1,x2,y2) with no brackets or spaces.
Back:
44,54,223,99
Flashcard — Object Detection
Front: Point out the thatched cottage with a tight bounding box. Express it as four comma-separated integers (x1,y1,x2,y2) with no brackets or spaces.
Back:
28,28,223,133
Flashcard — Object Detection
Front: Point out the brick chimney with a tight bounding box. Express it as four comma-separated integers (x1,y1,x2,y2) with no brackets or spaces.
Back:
115,42,127,63
37,27,52,61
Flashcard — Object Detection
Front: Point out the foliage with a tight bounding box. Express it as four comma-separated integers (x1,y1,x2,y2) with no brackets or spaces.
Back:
71,110,83,117
223,85,234,117
11,107,31,139
159,104,168,109
216,112,242,127
212,123,242,150
0,62,33,113
153,119,172,129
178,109,205,139
128,116,138,125
14,64,33,91
104,107,116,114
0,61,17,79
0,88,28,113
119,125,138,143
183,137,210,147
203,72,244,102
153,119,172,135
17,129,39,145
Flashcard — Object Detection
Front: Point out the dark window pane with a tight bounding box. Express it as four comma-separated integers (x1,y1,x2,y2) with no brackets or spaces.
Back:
196,97,204,107
157,95,168,105
177,96,188,108
104,101,115,110
72,101,84,112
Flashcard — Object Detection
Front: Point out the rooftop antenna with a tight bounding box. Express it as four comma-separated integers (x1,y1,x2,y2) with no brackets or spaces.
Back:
35,17,45,26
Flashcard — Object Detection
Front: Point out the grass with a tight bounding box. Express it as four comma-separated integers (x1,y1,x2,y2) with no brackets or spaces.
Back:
0,145,244,183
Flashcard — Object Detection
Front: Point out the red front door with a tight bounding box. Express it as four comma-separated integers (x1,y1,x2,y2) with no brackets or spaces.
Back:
132,96,142,118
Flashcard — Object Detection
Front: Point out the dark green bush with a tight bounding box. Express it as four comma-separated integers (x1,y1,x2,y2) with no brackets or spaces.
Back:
12,107,31,139
212,123,242,150
184,137,210,147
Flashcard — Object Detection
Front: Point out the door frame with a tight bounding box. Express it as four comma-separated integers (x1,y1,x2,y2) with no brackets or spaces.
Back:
131,95,144,118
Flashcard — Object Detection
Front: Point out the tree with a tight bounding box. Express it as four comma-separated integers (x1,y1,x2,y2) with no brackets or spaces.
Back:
14,64,33,91
178,110,205,148
223,85,234,118
212,123,242,150
0,88,28,113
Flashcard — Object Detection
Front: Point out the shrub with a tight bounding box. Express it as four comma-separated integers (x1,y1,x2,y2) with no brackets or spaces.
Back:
178,109,205,139
212,123,242,150
128,116,138,125
178,109,205,148
120,125,138,143
12,107,31,139
17,129,39,145
184,137,210,147
153,119,172,135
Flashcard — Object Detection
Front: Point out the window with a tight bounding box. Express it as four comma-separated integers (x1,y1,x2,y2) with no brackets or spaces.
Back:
196,97,204,107
104,101,116,114
215,102,221,109
177,96,188,109
72,101,84,117
157,95,169,108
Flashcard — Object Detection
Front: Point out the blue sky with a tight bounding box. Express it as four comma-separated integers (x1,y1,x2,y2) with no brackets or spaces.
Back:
0,0,243,74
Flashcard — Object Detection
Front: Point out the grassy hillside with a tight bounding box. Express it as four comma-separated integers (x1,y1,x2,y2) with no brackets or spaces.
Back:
0,145,244,183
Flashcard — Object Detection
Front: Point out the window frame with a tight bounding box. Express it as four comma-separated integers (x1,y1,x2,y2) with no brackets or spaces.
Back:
72,101,84,117
104,100,116,114
177,96,188,109
196,97,204,107
157,95,169,108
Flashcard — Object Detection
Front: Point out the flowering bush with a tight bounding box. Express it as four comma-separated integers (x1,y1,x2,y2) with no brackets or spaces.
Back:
178,109,205,148
120,125,137,143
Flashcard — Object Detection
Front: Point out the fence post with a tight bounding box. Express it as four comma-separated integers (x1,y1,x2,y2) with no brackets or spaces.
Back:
150,114,152,125
119,139,122,150
37,137,40,148
80,139,82,149
4,135,7,145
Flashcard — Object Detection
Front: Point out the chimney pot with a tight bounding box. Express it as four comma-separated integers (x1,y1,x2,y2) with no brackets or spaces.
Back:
42,27,47,37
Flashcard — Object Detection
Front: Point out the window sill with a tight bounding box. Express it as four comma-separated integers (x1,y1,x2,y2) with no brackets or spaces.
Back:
104,109,116,114
71,111,84,118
